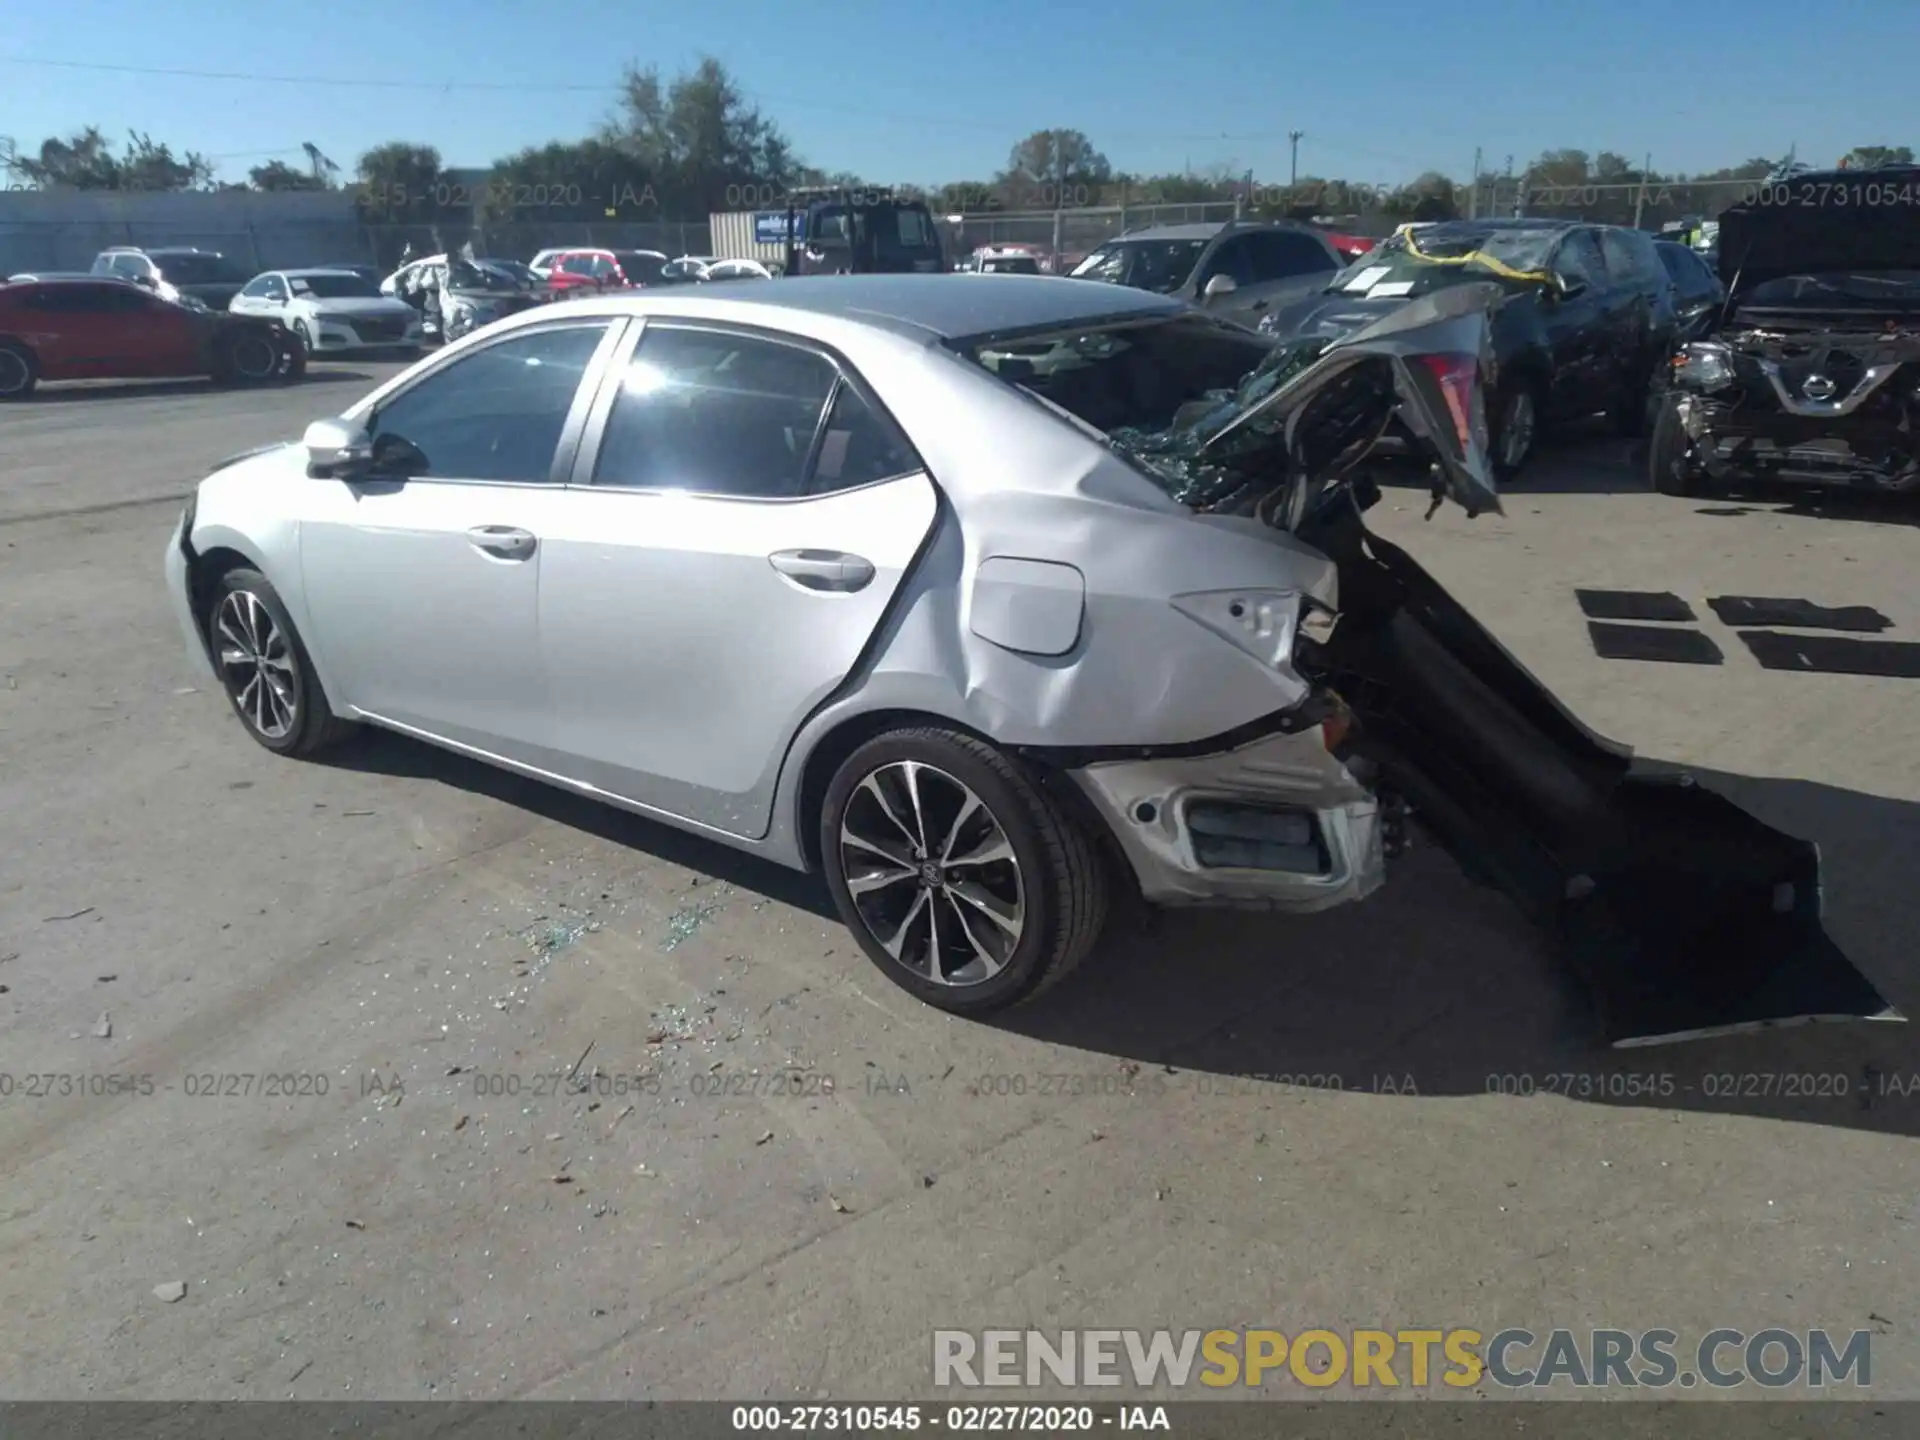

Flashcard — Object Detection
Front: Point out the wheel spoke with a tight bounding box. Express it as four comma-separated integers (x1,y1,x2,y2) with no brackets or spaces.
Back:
857,774,920,850
938,890,1005,979
937,793,981,864
947,878,1022,937
841,824,914,870
900,762,932,852
947,829,1014,869
847,862,916,897
877,887,930,961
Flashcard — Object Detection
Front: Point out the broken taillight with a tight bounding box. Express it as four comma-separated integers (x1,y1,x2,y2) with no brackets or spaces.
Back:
1416,352,1480,451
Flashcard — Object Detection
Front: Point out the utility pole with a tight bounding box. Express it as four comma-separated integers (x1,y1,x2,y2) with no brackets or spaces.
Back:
1631,151,1652,229
1288,130,1304,189
1468,146,1482,219
1051,130,1065,275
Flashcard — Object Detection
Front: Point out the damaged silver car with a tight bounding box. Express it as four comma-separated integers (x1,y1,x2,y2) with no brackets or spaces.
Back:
163,275,1900,1045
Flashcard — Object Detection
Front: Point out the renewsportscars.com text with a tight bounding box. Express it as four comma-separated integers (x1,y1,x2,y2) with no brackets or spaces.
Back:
932,1327,1872,1390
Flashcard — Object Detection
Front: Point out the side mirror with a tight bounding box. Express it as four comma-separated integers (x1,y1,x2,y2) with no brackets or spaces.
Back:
1203,274,1239,300
303,417,373,478
1554,274,1587,300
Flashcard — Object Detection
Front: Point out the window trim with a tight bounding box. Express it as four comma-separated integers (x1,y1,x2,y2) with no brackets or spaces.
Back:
568,317,928,502
351,316,630,490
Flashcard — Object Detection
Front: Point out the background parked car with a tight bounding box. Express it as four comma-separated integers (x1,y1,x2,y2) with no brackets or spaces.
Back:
0,276,301,399
1259,219,1678,478
959,245,1047,275
90,247,254,312
657,256,714,285
608,250,670,288
545,249,629,296
703,258,774,281
231,268,424,357
1068,220,1345,326
1654,239,1725,324
528,248,566,282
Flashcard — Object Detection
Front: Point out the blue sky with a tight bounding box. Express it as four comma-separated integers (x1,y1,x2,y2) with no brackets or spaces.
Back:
2,0,1912,189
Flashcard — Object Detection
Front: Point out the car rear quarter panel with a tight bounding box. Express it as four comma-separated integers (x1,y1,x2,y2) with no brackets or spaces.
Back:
763,329,1340,860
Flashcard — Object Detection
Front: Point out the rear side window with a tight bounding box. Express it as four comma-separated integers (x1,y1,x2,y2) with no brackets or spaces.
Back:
591,326,845,498
1599,229,1650,288
807,384,923,493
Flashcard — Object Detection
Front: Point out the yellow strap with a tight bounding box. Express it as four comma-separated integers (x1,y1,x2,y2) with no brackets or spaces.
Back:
1398,229,1554,284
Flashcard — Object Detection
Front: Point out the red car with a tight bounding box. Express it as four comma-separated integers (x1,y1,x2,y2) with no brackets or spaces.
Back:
0,277,303,399
545,248,669,297
1321,230,1378,261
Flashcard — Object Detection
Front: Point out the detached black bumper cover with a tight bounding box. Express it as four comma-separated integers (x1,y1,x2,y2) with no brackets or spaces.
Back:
1307,525,1903,1047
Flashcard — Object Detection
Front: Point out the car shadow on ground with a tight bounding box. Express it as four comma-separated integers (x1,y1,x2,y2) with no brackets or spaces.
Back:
325,728,835,920
1005,762,1920,1137
334,728,1919,1136
1372,419,1647,497
1689,487,1920,529
31,371,377,403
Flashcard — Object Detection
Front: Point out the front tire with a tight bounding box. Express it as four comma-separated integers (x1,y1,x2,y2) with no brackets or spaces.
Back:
1647,395,1698,496
205,568,356,757
1491,378,1543,482
214,329,282,387
0,340,37,400
820,727,1109,1015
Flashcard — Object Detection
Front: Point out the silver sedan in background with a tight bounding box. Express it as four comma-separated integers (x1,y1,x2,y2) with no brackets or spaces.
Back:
164,276,1898,1043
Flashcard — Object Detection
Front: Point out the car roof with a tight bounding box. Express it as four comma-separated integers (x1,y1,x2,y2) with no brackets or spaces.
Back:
570,273,1181,341
282,268,368,279
8,275,142,287
1415,218,1579,239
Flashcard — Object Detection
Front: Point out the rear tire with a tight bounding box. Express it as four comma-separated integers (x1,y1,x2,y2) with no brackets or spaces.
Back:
0,340,37,400
204,567,356,757
820,726,1109,1016
1491,377,1543,482
1647,395,1698,496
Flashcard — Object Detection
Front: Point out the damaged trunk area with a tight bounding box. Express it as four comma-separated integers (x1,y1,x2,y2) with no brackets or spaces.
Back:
1294,506,1902,1046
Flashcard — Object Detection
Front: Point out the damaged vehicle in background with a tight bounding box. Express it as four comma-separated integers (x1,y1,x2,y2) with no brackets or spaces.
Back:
1649,165,1920,498
1259,220,1678,479
163,276,1897,1047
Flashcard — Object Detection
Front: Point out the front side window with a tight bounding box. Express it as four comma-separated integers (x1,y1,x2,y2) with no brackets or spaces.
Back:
591,326,841,498
1248,231,1338,281
367,323,610,483
1553,231,1607,287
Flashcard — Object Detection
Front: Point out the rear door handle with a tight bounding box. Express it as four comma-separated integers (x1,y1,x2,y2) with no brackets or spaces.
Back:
468,525,538,560
768,549,875,592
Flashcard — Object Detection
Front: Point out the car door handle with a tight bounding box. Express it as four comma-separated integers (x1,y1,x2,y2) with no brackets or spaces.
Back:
768,549,875,592
468,525,538,560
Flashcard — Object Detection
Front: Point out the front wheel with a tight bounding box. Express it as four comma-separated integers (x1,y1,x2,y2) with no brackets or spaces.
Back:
214,329,282,387
0,340,37,400
1647,395,1699,496
1491,379,1543,482
205,568,356,757
820,727,1109,1015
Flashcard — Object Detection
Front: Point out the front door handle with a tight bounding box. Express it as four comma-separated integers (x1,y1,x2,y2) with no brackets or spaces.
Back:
768,549,875,592
468,525,538,561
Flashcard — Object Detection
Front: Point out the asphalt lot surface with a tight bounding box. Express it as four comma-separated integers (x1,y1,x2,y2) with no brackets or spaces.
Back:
1,362,1917,1403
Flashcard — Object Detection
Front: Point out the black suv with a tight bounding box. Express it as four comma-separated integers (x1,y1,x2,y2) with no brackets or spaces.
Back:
90,247,254,310
1068,220,1344,326
1649,165,1920,498
1259,219,1678,478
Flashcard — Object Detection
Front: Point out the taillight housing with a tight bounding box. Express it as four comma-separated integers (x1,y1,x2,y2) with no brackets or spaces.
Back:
1416,352,1480,451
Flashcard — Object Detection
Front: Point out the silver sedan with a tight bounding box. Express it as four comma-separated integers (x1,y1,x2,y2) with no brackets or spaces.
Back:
165,276,1899,1040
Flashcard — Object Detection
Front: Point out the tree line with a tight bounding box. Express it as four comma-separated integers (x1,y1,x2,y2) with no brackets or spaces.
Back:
4,62,1912,232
